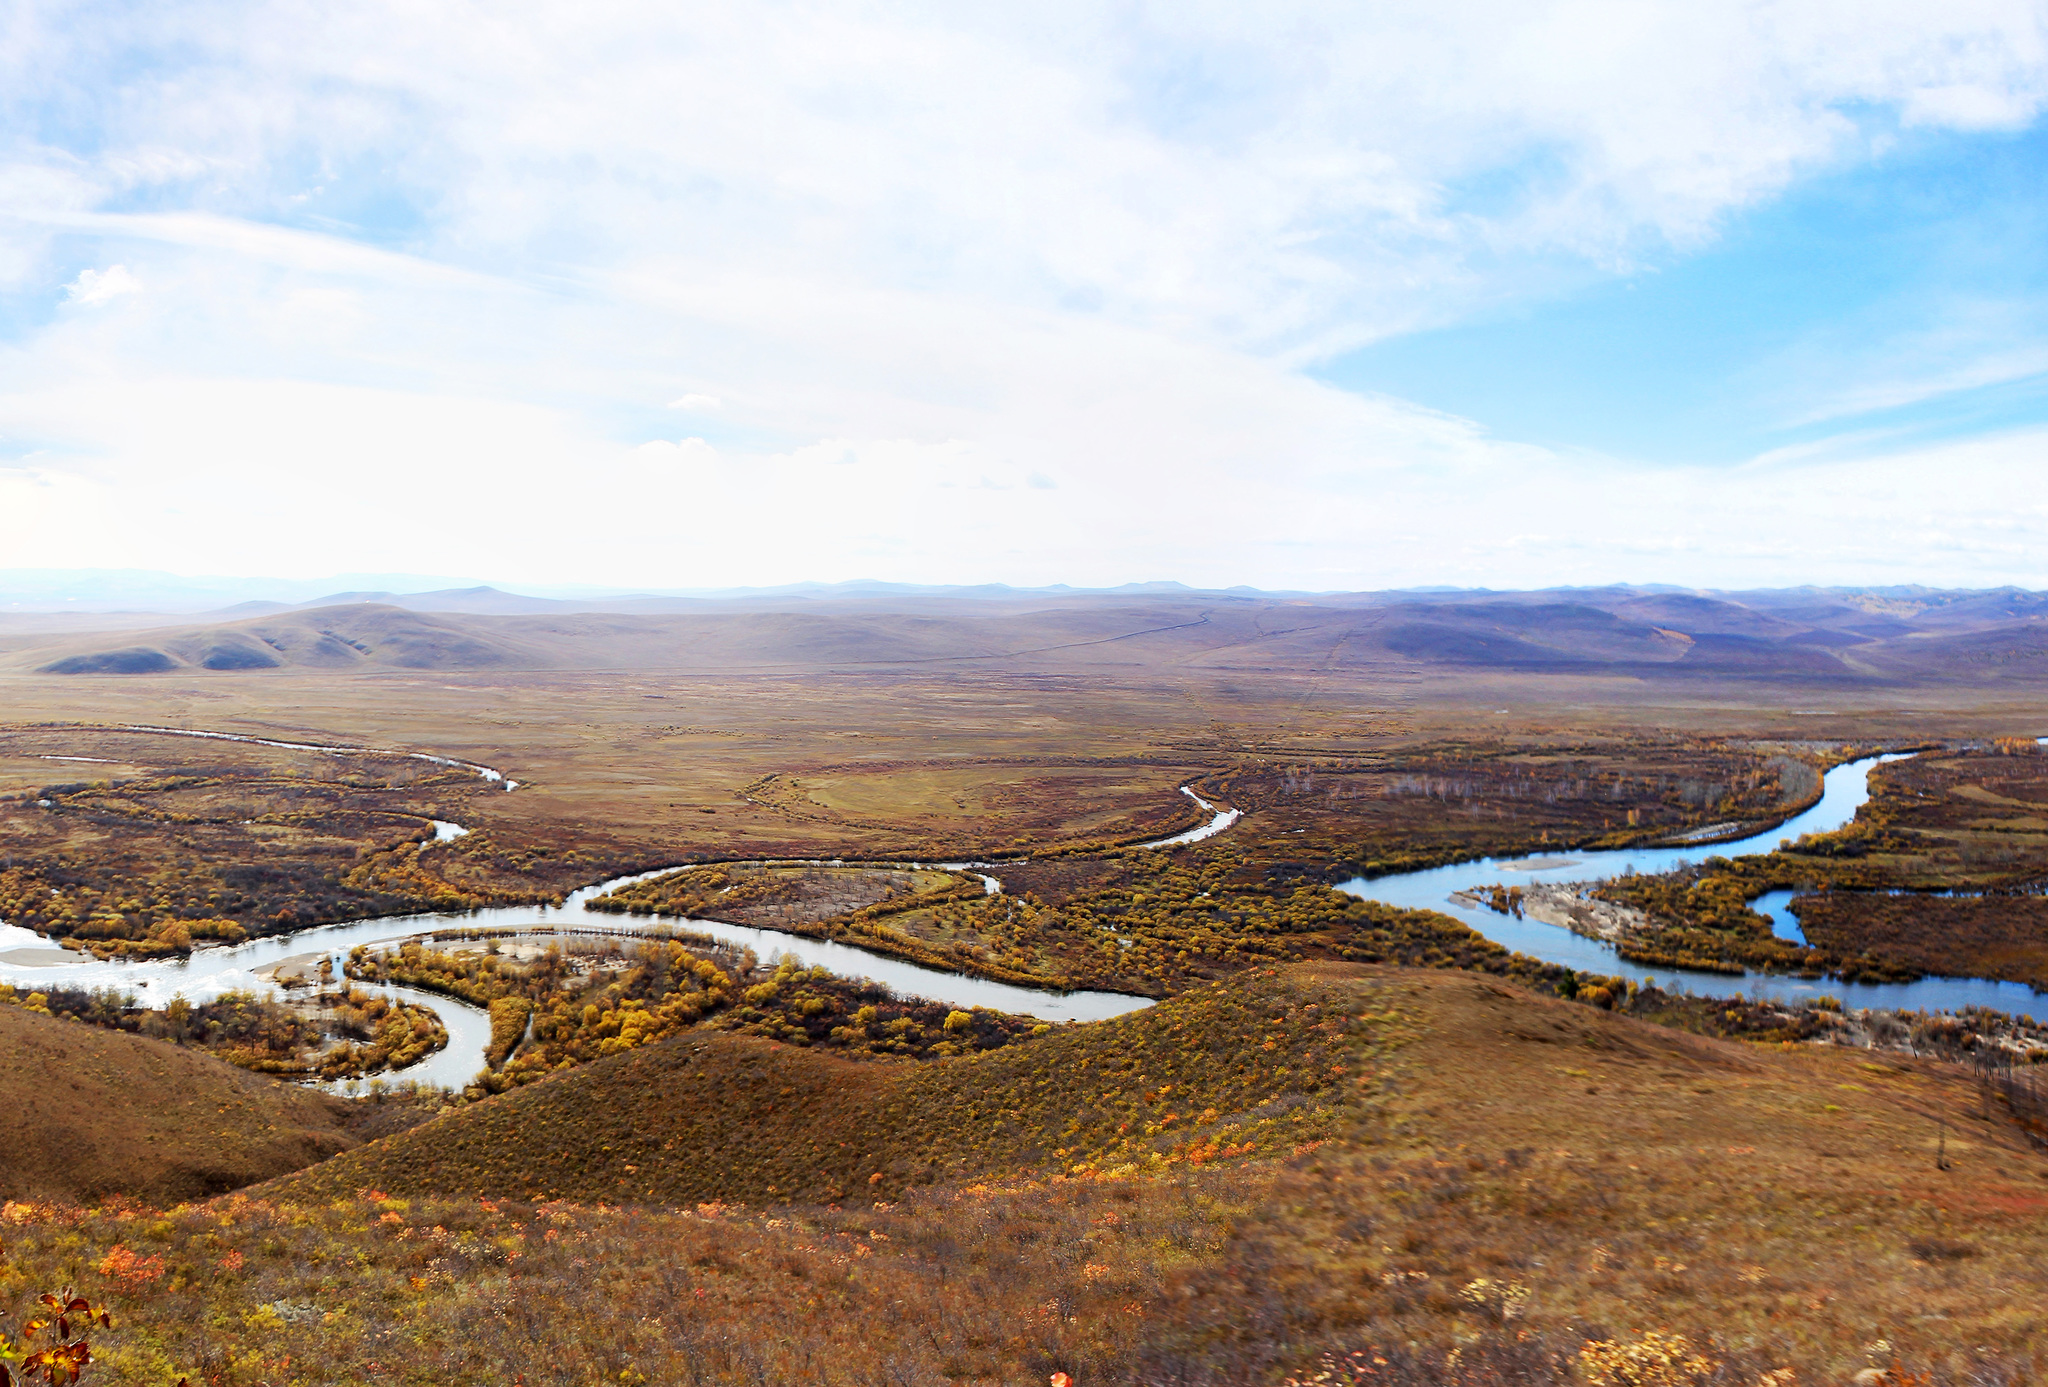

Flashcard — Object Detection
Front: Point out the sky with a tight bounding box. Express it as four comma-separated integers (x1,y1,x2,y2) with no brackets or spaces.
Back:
3,1,2048,594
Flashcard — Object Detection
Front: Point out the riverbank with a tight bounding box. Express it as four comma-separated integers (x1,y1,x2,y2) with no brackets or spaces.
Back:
1336,753,2048,1024
13,739,2048,1098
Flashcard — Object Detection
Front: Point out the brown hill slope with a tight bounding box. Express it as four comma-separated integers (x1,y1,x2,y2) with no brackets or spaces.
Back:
270,961,2048,1245
266,974,1356,1204
0,967,2040,1380
0,1004,418,1203
22,604,550,674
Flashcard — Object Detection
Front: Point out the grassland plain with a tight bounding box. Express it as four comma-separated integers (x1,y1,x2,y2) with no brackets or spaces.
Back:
0,688,1882,996
3,634,2041,874
0,967,2040,1384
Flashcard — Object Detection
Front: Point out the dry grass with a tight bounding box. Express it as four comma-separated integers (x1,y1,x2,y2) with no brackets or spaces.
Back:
0,967,2042,1383
0,1005,429,1205
265,970,1367,1205
1795,893,2048,991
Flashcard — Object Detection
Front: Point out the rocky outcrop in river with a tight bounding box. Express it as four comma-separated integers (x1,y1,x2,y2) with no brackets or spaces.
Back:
1452,882,1654,944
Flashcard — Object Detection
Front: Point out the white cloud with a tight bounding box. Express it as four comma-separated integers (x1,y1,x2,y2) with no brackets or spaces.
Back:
17,1,2046,349
631,437,719,464
63,264,141,306
0,1,2046,588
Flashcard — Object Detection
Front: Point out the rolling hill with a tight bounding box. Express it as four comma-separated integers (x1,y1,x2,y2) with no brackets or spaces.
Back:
265,973,1352,1204
0,1003,427,1203
0,966,2036,1380
16,582,2048,687
22,604,554,674
224,963,2048,1379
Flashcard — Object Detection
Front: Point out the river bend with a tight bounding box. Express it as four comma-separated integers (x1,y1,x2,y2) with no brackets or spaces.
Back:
6,744,2042,1089
1336,753,2048,1024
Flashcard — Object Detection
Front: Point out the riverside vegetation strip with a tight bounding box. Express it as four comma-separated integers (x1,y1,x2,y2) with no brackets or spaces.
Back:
0,981,450,1081
343,930,1048,1094
590,848,1616,999
1589,742,2048,987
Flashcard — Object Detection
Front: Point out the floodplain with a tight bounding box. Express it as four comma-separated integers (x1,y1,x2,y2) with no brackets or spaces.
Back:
1,585,2046,1383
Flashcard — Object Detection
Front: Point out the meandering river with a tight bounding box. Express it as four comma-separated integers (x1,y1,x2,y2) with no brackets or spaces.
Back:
1335,753,2048,1023
5,742,2042,1089
0,848,1177,1090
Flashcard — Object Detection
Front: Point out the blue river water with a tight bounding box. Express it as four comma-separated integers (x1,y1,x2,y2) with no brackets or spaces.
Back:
6,742,2044,1088
1336,753,2048,1021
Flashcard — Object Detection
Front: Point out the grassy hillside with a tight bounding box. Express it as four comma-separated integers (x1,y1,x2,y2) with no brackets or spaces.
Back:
0,1005,424,1204
0,965,2041,1384
269,972,1367,1204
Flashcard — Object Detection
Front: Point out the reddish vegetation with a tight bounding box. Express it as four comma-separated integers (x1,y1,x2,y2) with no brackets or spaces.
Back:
0,729,654,953
0,967,2042,1383
1217,740,1806,879
1793,893,2048,991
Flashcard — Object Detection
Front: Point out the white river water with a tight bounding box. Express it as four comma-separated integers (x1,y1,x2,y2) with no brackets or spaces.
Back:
8,740,2041,1090
0,841,1165,1090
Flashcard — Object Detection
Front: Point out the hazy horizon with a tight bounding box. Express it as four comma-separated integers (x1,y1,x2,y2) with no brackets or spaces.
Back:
7,565,2048,617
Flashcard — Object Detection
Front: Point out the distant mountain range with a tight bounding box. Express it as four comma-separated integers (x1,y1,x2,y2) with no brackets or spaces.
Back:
9,568,2048,619
0,568,1282,614
11,578,2048,687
